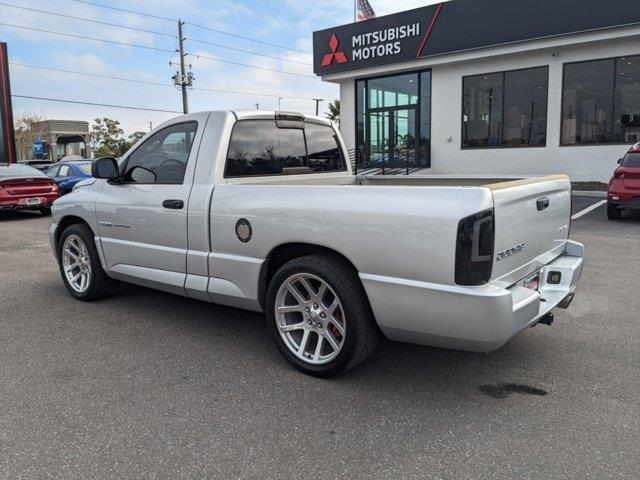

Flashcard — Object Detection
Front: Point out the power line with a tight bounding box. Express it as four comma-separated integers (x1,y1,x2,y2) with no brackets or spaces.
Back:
186,37,311,66
69,0,312,56
0,22,314,78
0,1,175,38
0,2,309,68
192,86,314,100
9,62,320,100
187,52,314,78
10,62,170,87
69,0,175,22
0,22,175,53
185,22,312,56
12,94,181,113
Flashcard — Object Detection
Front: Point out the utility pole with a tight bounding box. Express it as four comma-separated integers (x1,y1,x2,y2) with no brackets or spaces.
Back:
178,20,189,114
313,98,323,116
278,97,282,110
170,20,194,114
255,102,260,110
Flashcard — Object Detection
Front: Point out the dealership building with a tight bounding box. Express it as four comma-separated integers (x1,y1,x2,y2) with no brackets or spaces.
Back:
313,0,640,181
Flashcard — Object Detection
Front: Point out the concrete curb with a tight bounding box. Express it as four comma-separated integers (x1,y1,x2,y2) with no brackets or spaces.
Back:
572,190,606,198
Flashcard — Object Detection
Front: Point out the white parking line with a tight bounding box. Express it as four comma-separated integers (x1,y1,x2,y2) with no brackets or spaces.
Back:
572,199,607,220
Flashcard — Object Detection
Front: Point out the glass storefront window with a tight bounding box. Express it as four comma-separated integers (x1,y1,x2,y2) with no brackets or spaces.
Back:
462,67,548,148
562,55,640,145
355,70,431,173
614,56,640,144
561,59,615,145
503,68,548,147
462,73,503,148
419,71,431,165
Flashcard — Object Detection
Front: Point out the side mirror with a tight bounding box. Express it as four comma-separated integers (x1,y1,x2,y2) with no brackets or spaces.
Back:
91,157,119,180
617,158,624,165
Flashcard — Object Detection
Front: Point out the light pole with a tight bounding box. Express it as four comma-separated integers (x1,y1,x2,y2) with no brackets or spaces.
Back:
313,98,323,116
278,97,282,110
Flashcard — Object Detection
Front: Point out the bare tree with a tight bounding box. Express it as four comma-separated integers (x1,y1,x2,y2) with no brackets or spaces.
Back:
14,110,48,160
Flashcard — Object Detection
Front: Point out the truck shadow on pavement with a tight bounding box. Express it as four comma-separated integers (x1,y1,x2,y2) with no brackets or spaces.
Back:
93,281,554,403
0,211,48,222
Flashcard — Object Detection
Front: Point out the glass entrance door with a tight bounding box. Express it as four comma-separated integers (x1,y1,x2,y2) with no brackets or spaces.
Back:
392,107,416,172
367,107,416,172
355,70,431,174
368,110,391,166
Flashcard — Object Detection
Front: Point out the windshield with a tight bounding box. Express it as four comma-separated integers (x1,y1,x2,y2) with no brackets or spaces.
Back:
78,164,92,175
622,152,640,168
0,164,46,178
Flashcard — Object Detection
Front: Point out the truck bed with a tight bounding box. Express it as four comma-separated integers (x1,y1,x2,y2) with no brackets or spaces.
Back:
229,173,564,189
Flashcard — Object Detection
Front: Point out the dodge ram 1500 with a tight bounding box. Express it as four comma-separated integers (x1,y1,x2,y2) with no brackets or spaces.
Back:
50,111,583,376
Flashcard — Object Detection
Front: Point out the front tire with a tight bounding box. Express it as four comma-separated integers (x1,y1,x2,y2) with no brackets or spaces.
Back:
266,254,380,377
57,223,119,301
607,203,622,220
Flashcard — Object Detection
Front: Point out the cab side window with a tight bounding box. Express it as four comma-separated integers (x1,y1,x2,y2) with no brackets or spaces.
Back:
125,122,197,184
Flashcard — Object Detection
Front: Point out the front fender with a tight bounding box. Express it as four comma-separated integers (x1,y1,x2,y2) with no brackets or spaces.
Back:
51,179,103,232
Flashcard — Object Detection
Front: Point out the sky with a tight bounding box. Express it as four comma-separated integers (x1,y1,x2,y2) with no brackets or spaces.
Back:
2,0,442,134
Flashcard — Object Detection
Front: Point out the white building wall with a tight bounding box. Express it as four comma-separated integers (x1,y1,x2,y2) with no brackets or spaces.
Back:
330,28,640,182
339,80,356,151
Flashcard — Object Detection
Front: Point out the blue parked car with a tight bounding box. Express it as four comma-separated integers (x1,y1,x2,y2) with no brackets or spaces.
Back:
45,161,93,195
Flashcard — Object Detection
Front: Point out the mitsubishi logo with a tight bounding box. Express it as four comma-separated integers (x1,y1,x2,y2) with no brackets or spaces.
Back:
321,33,348,66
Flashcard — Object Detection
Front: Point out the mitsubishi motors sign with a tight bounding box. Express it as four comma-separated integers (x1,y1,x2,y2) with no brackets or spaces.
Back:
320,34,349,67
313,3,443,75
350,23,421,61
313,0,640,76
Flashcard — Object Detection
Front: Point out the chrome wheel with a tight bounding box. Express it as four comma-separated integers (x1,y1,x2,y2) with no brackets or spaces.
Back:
274,273,346,365
62,234,92,293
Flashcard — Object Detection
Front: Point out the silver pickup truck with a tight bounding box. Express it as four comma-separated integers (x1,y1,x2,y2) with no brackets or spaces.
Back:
50,111,583,377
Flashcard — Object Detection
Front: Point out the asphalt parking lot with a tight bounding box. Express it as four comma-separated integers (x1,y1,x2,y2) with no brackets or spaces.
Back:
1,199,639,479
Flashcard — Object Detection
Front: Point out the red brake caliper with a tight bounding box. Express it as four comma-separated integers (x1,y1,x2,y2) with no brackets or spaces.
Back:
329,311,343,340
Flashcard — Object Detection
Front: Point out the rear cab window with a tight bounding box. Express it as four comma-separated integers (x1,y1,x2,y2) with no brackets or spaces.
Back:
224,120,345,178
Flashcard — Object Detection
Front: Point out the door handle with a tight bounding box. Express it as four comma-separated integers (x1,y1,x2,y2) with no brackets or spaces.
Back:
162,199,184,210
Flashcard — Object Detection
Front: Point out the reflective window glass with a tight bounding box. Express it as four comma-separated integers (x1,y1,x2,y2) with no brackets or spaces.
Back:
305,123,345,172
126,122,197,184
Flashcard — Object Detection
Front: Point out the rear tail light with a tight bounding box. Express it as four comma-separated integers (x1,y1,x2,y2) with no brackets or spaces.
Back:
455,209,495,286
614,169,626,179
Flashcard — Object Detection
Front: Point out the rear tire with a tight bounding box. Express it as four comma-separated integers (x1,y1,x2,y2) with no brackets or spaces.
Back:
57,223,119,301
266,254,380,377
607,203,622,220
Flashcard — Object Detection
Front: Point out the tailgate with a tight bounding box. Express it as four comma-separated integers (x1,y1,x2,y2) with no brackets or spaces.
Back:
488,175,571,281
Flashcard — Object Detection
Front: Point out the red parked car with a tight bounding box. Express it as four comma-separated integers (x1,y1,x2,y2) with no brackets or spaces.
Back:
0,163,60,215
607,143,640,220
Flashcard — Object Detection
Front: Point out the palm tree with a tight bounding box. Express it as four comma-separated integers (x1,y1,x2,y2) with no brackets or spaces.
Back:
326,99,340,128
